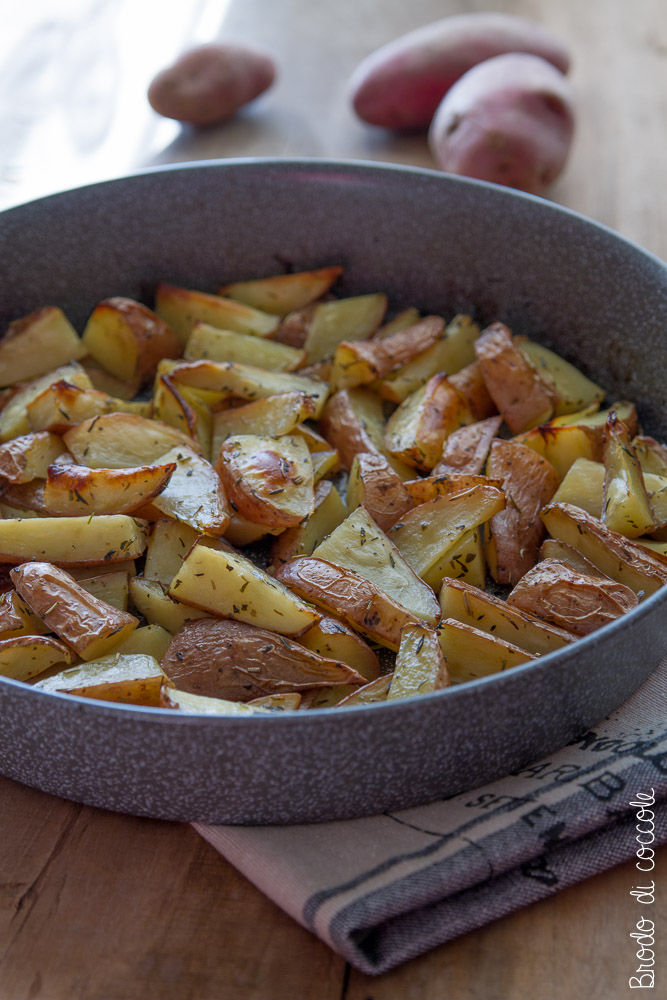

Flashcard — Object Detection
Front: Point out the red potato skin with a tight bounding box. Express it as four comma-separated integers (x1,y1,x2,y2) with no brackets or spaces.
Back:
350,13,571,131
148,43,276,127
428,53,575,195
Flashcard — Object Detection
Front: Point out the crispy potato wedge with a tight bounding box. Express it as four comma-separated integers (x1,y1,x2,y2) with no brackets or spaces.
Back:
27,380,150,433
303,293,388,363
216,433,314,528
513,421,604,481
384,373,472,472
211,391,316,461
485,440,559,585
107,623,173,661
439,577,573,654
387,623,449,699
0,634,73,681
319,387,413,479
0,431,64,484
0,363,92,442
169,543,320,635
143,520,202,587
337,673,393,706
275,556,425,650
311,449,340,483
82,297,181,386
162,688,270,715
474,322,554,432
633,436,667,477
0,307,85,387
128,577,211,633
448,361,497,421
438,618,536,683
436,527,486,589
152,374,212,456
154,283,280,344
540,502,667,596
169,359,329,418
33,653,166,706
516,337,605,416
63,412,201,469
81,360,142,402
270,480,347,568
373,307,421,339
507,559,638,636
11,561,138,660
389,485,505,590
432,415,503,475
297,615,380,682
161,618,364,702
312,506,440,624
547,400,639,436
539,538,611,578
552,457,604,517
377,314,480,403
602,411,655,538
403,472,502,505
43,460,176,517
75,570,130,612
219,265,343,315
146,445,230,537
330,315,444,391
185,322,305,371
0,590,49,639
0,514,148,565
346,452,412,531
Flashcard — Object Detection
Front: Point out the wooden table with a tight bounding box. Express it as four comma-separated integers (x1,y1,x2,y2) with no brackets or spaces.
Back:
1,1,665,997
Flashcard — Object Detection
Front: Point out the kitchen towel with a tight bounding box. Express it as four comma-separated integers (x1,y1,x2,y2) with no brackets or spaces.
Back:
195,662,666,975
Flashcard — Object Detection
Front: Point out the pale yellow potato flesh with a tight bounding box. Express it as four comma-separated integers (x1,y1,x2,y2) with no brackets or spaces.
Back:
270,480,347,569
303,293,388,363
0,363,92,442
0,515,148,565
388,624,449,699
128,577,211,633
337,673,393,706
377,314,479,403
516,337,605,416
297,615,380,682
0,634,73,682
33,653,166,706
185,323,305,371
154,283,280,344
438,618,537,684
602,412,655,538
27,380,150,433
148,445,230,537
0,590,49,639
0,306,85,387
0,431,64,484
81,297,181,384
63,412,201,469
219,265,343,316
152,374,212,457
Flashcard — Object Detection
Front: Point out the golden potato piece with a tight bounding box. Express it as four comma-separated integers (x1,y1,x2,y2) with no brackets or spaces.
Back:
75,570,130,612
11,561,138,661
0,515,148,566
27,380,150,433
337,674,393,706
154,282,280,345
447,361,497,421
147,445,230,537
474,322,554,432
211,391,316,461
162,688,267,715
297,615,380,682
0,306,85,387
485,439,559,585
169,544,319,635
384,372,472,472
319,387,412,478
388,623,449,700
82,297,181,387
633,436,667,477
270,479,347,569
439,577,573,654
185,323,305,371
275,556,426,650
346,452,412,531
161,618,364,702
516,337,605,417
63,412,201,469
507,559,638,636
330,315,444,391
217,434,314,529
0,363,92,442
602,411,655,538
219,265,343,315
0,634,73,682
152,374,212,456
433,415,502,476
377,313,479,403
128,577,211,633
312,506,440,624
43,460,176,516
303,293,388,363
0,590,49,639
540,502,667,596
438,618,536,684
33,653,166,706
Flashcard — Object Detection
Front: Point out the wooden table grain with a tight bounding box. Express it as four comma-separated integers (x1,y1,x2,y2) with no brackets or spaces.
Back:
1,2,665,998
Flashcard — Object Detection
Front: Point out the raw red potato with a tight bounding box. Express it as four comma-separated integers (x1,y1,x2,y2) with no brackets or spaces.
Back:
148,43,276,127
428,53,575,195
349,12,570,131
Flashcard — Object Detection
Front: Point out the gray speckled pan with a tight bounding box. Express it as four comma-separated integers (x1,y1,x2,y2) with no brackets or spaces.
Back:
0,159,665,824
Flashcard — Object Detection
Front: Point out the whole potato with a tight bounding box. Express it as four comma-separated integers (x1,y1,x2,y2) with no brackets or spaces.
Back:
428,53,575,195
147,42,276,127
349,12,570,131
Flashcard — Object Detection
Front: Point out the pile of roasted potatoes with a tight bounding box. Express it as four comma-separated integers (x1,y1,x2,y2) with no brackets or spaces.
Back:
0,266,665,714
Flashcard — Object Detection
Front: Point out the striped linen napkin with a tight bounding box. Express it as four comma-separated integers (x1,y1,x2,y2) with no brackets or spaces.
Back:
195,661,666,975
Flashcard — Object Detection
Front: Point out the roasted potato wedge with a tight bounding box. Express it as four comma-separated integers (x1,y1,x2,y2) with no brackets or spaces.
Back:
146,445,230,537
27,380,150,433
216,433,314,528
0,634,73,681
387,623,449,699
439,577,574,654
438,618,537,683
432,415,502,476
0,431,64,484
211,392,316,461
11,561,138,660
330,315,444,391
0,590,49,639
302,293,388,363
63,412,201,468
447,361,497,421
82,297,181,387
0,363,92,442
128,577,211,633
474,322,554,432
219,265,343,316
319,387,412,478
184,322,305,371
33,653,167,706
0,514,148,566
169,544,320,635
161,618,364,702
602,411,655,538
507,558,638,635
43,460,176,517
270,480,347,568
485,439,559,585
297,615,380,682
384,373,472,471
346,451,412,531
0,306,85,387
162,688,270,715
516,337,605,416
154,282,280,344
152,374,212,456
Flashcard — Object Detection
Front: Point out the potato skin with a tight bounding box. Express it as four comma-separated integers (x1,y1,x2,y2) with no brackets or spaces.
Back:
147,43,276,127
350,12,570,130
428,53,575,194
